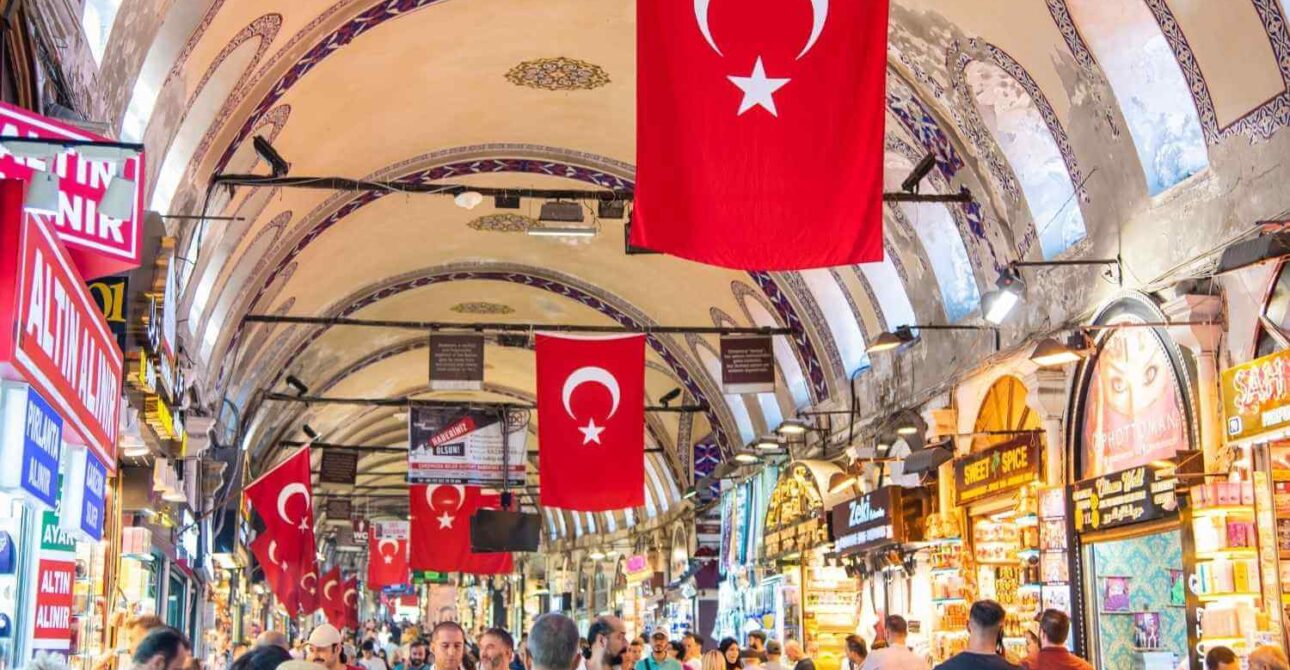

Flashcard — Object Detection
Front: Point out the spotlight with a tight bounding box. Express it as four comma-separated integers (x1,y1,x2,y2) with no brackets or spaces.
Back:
866,326,915,354
659,388,682,407
827,472,857,495
982,269,1024,325
25,169,59,214
901,153,937,194
1029,334,1087,368
682,487,697,500
776,419,808,437
526,225,595,238
453,191,484,210
99,176,135,220
588,550,606,561
252,135,290,177
754,435,782,451
302,424,319,440
494,193,521,209
285,375,309,396
896,424,919,437
733,449,762,465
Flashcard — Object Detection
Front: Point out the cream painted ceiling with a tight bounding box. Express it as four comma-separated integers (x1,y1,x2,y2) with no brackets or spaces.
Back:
100,0,1290,531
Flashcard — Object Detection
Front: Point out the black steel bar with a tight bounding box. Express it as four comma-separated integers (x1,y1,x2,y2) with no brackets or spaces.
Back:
161,214,246,221
1081,321,1216,330
284,440,405,453
0,135,144,151
213,173,973,204
1013,259,1118,268
244,313,794,336
265,392,707,413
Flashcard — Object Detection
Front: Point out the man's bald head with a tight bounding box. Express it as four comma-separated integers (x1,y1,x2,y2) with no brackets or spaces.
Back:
783,641,803,662
527,614,580,670
255,631,290,651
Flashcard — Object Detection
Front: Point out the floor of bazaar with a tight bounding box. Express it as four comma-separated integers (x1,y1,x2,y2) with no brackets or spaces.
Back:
7,2,1290,670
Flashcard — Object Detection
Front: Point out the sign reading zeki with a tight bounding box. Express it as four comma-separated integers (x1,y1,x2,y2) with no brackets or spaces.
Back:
954,434,1042,505
0,180,123,471
0,101,145,279
831,486,905,556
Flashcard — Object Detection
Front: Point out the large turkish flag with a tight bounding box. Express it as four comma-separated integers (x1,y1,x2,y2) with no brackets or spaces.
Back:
409,485,513,574
367,523,409,588
244,446,315,544
632,0,888,270
536,334,644,511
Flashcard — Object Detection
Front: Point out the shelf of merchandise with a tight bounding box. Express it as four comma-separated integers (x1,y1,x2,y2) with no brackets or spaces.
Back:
1193,506,1256,518
1195,547,1259,560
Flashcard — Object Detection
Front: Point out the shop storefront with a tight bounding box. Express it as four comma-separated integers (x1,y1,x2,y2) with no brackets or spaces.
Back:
716,466,776,644
761,461,848,670
1063,294,1269,670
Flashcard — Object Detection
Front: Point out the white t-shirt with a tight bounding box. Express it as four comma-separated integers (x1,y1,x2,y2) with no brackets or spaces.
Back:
361,657,391,670
684,659,702,670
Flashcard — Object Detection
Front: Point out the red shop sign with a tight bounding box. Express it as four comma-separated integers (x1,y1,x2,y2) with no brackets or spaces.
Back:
0,180,123,471
31,557,75,649
0,101,145,279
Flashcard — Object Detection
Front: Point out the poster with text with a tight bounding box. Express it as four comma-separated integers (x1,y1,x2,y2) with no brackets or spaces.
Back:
407,407,526,486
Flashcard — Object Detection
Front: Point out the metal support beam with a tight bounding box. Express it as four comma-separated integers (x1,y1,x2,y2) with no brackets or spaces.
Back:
244,313,794,336
266,392,707,413
290,440,665,454
213,173,973,205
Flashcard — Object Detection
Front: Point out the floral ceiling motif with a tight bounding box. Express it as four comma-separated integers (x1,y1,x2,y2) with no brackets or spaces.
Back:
467,213,536,232
450,302,515,315
505,57,611,91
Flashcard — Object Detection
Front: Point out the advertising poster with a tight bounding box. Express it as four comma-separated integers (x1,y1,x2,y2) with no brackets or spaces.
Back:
1080,320,1187,479
407,407,526,486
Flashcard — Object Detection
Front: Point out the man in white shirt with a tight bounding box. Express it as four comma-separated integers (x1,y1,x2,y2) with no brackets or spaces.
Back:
681,634,703,670
860,617,926,670
361,640,391,670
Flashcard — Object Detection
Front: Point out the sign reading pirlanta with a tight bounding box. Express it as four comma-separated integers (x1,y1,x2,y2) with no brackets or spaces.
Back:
0,383,62,509
407,406,526,486
1072,465,1179,532
1221,348,1290,442
954,435,1042,505
0,101,145,279
831,486,905,556
721,336,775,394
0,181,123,472
429,335,485,391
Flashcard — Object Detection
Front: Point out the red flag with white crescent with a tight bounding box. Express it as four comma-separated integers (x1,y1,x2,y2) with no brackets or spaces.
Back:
244,446,315,544
367,523,409,588
409,485,512,574
632,0,888,269
319,566,344,628
249,534,298,614
342,576,360,630
536,334,644,511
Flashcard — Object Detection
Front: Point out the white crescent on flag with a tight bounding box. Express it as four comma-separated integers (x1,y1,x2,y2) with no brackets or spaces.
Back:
276,483,310,530
692,0,830,59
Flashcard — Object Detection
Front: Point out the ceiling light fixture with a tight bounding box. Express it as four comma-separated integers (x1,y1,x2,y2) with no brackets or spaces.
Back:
896,424,919,436
526,225,595,238
99,176,135,220
733,449,762,465
981,269,1025,325
252,135,290,177
24,169,59,214
453,191,484,210
866,329,912,354
1029,336,1086,368
754,435,783,451
776,419,808,437
588,550,606,561
900,153,937,194
285,375,309,396
302,424,319,440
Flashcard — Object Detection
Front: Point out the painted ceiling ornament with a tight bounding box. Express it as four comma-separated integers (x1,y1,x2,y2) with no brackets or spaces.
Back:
693,0,830,116
561,366,622,445
505,56,611,91
450,301,515,315
467,213,537,233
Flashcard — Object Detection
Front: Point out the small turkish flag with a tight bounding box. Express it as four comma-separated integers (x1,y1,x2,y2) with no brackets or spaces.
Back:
367,523,409,588
409,485,512,574
249,534,298,614
342,576,360,630
536,334,644,511
319,566,344,628
633,0,888,270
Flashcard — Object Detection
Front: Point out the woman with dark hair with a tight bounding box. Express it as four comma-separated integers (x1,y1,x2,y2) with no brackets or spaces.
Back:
669,642,685,661
717,639,741,670
230,646,291,670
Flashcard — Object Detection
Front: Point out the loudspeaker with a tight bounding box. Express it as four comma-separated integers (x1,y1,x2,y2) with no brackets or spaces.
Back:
470,509,541,552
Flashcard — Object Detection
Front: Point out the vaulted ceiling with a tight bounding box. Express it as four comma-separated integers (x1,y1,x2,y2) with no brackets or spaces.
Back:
89,0,1290,542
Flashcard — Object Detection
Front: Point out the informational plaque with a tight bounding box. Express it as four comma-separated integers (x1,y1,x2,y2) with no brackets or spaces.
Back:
429,335,485,391
720,335,775,394
325,498,352,521
319,449,359,485
407,407,526,486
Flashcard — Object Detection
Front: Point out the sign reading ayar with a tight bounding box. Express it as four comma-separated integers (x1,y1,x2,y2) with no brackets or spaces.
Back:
954,434,1041,505
1222,348,1290,442
407,406,526,486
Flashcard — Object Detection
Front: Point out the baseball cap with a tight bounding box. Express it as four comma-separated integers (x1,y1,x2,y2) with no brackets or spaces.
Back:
308,624,343,648
766,641,782,655
651,631,669,641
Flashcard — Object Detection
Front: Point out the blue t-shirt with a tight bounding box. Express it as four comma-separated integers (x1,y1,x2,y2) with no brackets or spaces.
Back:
637,658,684,670
932,652,1021,670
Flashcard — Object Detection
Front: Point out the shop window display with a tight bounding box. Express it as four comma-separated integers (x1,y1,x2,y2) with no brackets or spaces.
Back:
1085,530,1186,668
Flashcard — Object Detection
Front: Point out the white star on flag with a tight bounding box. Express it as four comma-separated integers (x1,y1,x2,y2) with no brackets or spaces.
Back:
579,418,606,445
728,57,790,117
437,512,455,529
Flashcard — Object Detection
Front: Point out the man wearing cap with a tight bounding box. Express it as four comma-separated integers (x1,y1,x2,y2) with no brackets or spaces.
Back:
309,624,348,670
763,642,786,670
635,633,681,670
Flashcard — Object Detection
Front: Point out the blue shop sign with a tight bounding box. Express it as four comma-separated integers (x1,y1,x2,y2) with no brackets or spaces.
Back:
1,385,63,509
59,448,106,542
